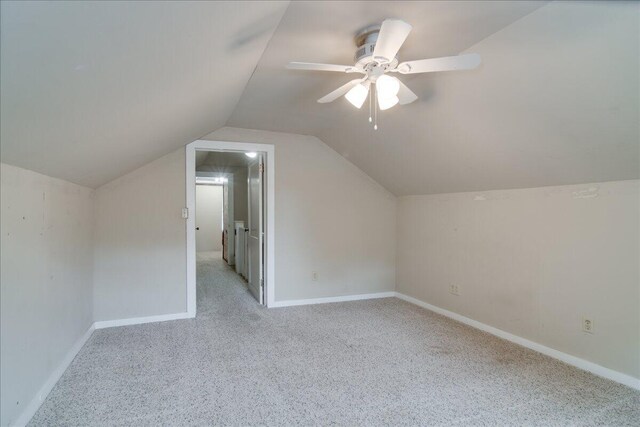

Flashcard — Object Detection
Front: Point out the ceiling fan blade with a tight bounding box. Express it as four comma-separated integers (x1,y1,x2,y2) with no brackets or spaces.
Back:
396,79,418,105
287,62,360,73
396,53,481,74
372,19,412,64
317,78,366,103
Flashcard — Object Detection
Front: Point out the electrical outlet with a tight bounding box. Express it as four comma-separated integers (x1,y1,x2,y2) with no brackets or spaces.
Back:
582,317,594,334
312,272,318,281
449,284,460,296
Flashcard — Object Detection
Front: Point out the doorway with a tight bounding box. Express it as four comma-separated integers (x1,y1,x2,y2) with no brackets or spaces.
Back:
195,182,223,253
186,140,275,317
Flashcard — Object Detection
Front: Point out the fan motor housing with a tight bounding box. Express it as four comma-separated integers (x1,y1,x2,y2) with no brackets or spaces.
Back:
354,24,398,71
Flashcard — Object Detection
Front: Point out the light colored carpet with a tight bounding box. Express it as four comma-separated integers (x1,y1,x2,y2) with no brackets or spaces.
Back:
29,252,639,426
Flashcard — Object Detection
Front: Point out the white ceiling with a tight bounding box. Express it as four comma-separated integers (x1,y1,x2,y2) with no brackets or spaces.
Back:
228,1,639,195
2,1,638,194
196,151,252,169
0,1,288,188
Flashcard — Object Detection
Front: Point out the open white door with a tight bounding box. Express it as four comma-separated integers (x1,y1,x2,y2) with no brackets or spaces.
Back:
247,154,264,304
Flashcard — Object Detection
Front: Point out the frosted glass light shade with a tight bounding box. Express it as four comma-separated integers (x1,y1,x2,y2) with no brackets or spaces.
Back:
345,82,370,108
376,75,400,99
378,95,399,110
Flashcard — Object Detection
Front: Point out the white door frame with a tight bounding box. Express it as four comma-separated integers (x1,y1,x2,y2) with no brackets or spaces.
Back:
185,140,275,316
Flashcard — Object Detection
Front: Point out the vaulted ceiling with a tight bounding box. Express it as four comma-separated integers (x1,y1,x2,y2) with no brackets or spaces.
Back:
2,1,638,194
0,1,288,188
228,0,639,195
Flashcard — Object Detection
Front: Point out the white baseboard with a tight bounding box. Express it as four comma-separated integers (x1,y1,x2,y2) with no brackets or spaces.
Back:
270,291,396,308
14,295,638,427
13,323,95,427
14,312,193,426
395,292,640,391
93,311,192,329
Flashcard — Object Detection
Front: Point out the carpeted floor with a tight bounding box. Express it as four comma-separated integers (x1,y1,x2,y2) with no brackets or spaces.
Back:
30,252,639,426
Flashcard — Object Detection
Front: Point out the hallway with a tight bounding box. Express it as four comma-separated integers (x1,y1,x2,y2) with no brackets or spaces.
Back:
29,254,639,426
195,251,256,318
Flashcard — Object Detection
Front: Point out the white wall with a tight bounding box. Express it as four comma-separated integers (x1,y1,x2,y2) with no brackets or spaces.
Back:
204,127,397,301
92,126,396,316
0,163,94,426
195,185,223,252
397,180,639,379
93,150,186,321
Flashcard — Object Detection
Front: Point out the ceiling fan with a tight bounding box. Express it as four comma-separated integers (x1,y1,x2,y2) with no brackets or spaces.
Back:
286,19,481,129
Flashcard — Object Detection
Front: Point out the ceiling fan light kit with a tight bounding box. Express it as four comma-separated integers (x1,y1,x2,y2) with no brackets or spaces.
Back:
378,93,399,111
376,74,400,98
287,18,481,129
345,80,370,109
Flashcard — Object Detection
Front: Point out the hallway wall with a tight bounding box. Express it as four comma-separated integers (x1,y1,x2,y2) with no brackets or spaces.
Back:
195,165,248,224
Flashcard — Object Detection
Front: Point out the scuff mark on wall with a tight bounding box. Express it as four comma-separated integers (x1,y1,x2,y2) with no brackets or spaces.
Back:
472,193,511,202
572,187,599,199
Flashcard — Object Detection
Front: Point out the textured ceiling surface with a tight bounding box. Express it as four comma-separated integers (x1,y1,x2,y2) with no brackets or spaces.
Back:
1,1,638,194
228,1,639,195
0,1,288,188
197,151,252,169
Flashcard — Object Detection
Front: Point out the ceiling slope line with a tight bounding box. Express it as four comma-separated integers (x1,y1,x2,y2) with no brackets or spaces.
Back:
219,1,292,136
0,1,295,188
458,0,550,54
215,126,398,199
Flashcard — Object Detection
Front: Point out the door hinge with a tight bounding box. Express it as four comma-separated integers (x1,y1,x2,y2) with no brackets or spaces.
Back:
259,162,264,173
182,207,189,219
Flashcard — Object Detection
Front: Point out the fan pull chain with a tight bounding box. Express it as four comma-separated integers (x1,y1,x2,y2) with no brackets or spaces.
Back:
369,89,372,123
374,84,378,130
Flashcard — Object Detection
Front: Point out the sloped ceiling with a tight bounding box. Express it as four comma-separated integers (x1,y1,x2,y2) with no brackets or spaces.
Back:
2,1,638,194
228,1,639,195
0,1,288,188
